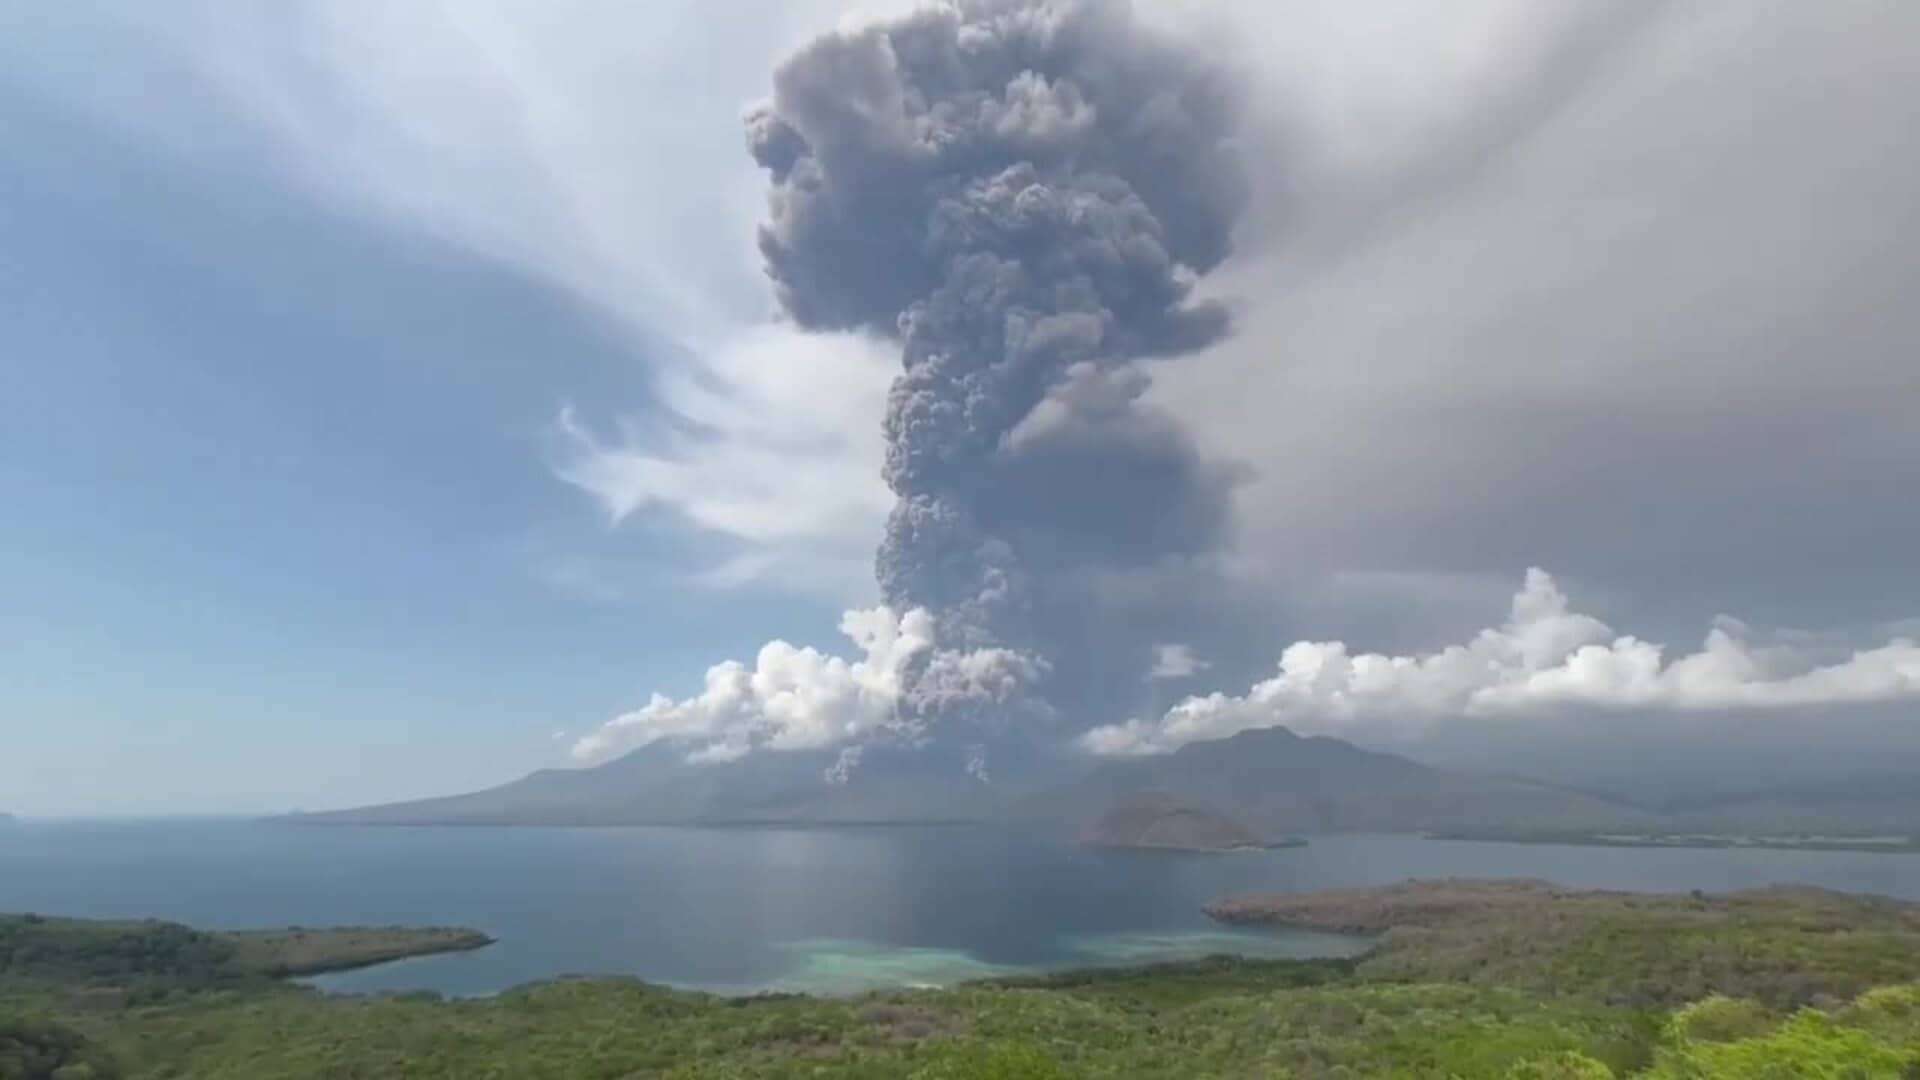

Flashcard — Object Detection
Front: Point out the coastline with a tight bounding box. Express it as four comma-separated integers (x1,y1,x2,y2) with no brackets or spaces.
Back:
1426,829,1920,854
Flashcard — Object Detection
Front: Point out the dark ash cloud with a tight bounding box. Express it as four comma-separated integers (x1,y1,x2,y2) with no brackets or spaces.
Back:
745,0,1254,741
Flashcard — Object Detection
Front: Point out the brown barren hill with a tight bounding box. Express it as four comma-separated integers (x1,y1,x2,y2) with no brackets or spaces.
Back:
1080,794,1270,851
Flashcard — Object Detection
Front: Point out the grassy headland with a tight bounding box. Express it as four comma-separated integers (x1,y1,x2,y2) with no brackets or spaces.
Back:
1,913,490,989
220,926,494,978
4,881,1920,1077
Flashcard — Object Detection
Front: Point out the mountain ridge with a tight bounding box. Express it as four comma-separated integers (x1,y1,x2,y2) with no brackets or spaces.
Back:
291,726,1651,838
1009,726,1653,839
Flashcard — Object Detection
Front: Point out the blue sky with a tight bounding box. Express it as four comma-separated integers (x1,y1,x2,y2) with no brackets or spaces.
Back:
1,4,855,815
5,0,1917,815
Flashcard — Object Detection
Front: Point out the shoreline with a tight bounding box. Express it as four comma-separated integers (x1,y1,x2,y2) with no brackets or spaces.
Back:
1084,837,1310,855
1426,829,1920,854
236,927,498,977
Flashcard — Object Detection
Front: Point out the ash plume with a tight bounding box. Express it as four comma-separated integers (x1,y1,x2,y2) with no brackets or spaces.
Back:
747,0,1251,742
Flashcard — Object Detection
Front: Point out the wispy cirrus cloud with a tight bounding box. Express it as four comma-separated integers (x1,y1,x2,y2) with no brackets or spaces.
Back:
553,325,894,598
100,0,906,603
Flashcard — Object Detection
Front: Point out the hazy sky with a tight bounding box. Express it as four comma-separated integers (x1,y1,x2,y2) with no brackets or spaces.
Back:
3,0,1916,816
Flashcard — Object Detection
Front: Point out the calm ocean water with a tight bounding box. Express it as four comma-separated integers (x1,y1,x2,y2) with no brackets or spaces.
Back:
4,821,1918,996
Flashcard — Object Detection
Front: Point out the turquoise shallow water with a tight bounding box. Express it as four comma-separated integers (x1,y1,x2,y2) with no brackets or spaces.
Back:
2,822,1916,996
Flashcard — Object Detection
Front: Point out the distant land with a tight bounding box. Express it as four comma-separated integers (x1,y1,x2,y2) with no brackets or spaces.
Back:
293,724,1920,843
1629,773,1920,836
292,726,1665,845
290,725,1920,844
1429,829,1920,853
290,738,1016,828
1079,794,1279,852
1016,727,1655,840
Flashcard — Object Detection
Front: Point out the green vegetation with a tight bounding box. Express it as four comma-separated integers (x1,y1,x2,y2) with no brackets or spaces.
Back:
1,1014,121,1080
220,927,494,978
0,914,490,990
5,882,1920,1077
1207,879,1920,1008
1,916,240,990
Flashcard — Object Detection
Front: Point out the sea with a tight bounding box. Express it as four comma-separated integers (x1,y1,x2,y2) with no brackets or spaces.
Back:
4,821,1918,997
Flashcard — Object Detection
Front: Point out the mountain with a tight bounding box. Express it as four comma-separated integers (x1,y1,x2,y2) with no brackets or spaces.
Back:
1016,727,1654,838
1650,774,1920,835
1416,721,1920,834
296,726,1648,835
294,740,1024,826
1079,794,1268,851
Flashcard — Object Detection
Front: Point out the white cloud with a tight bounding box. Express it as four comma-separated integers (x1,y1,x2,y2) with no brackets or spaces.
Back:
154,0,893,339
103,1,904,601
1148,643,1210,680
554,324,895,598
571,606,926,765
570,605,1037,767
1082,569,1920,756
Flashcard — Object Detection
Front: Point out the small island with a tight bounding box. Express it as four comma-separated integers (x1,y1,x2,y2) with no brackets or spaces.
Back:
1079,794,1305,853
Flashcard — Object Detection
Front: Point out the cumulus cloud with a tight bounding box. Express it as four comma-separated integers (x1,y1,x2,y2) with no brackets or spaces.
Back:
570,606,1040,768
1082,569,1920,756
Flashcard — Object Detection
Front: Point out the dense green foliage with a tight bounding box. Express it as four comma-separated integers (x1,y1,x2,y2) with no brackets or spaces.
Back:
9,968,1917,1078
0,915,488,991
0,1015,121,1080
1212,880,1920,1008
5,885,1920,1077
0,917,236,988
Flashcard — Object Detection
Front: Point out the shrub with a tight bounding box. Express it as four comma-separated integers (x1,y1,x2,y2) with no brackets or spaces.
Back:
0,1015,121,1080
1505,1051,1615,1079
1648,1009,1918,1078
1663,995,1778,1044
909,1041,1071,1079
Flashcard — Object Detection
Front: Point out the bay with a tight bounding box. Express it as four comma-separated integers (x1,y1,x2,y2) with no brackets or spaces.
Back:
3,821,1917,996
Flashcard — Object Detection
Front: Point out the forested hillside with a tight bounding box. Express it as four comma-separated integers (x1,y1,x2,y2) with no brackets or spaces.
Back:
5,881,1919,1077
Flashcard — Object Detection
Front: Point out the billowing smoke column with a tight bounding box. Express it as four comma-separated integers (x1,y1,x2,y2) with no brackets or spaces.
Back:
747,0,1249,745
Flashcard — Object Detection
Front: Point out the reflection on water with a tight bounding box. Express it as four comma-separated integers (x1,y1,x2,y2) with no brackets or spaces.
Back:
1059,927,1370,968
721,926,1375,996
751,939,1023,995
3,821,1917,997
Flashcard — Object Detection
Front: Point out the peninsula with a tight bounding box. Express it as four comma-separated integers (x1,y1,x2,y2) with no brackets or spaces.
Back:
0,912,493,985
